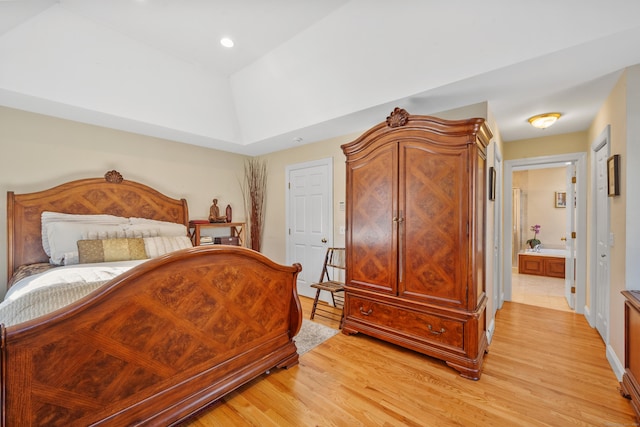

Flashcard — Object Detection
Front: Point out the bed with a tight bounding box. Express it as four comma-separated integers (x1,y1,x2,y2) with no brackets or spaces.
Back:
1,170,303,426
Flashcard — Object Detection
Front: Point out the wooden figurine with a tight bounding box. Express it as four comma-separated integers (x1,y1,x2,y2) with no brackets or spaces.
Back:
209,199,227,223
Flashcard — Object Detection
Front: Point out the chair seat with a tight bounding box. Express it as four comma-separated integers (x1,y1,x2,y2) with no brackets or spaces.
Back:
310,280,344,292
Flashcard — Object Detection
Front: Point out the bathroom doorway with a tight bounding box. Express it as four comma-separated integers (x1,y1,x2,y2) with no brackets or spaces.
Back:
511,166,574,312
503,153,587,314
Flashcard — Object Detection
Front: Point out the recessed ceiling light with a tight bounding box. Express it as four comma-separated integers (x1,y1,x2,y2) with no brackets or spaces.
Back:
528,112,561,129
220,37,234,48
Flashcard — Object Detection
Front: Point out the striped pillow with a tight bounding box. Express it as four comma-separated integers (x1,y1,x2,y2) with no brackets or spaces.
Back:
143,236,193,258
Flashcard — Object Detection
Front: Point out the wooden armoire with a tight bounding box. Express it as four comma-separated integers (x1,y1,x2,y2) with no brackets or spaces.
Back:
341,108,492,380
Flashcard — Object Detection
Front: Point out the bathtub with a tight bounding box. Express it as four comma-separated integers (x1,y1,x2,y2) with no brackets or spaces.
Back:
522,248,568,257
518,249,568,278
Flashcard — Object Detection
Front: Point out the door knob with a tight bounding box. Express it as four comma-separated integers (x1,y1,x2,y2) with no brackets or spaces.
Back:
321,238,327,243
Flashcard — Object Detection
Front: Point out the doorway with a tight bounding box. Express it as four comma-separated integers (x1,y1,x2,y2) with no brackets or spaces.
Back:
503,153,587,314
511,165,574,312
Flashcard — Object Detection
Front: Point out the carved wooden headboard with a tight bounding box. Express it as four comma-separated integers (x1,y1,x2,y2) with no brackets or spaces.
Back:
6,170,189,281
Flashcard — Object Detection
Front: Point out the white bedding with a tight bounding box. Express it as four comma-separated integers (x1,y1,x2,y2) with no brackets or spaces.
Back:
0,260,146,327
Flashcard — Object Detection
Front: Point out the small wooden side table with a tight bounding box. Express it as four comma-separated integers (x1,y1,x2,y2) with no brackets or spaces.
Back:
189,221,245,247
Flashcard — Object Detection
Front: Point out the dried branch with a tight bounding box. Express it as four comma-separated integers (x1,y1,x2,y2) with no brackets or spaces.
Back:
241,158,267,251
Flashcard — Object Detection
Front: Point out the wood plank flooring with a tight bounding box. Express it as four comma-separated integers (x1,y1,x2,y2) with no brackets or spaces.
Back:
180,298,637,426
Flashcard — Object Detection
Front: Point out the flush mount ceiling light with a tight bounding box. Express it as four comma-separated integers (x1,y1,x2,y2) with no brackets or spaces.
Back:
528,112,561,129
220,37,234,48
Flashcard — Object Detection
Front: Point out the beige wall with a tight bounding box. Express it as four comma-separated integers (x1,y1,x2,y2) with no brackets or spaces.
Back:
435,102,488,121
504,131,588,161
588,70,628,366
260,133,356,264
0,106,249,296
513,168,568,251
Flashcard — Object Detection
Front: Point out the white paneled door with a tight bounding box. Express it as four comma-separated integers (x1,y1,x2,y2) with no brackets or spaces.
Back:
595,143,610,342
286,158,333,300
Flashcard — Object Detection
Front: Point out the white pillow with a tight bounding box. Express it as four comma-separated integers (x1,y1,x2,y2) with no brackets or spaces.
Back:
82,228,159,240
124,228,160,238
127,218,187,237
46,222,125,265
41,212,128,257
82,229,126,240
143,236,193,258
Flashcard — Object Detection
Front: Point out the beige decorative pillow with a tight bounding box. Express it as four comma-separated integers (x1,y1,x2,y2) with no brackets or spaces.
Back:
77,238,148,264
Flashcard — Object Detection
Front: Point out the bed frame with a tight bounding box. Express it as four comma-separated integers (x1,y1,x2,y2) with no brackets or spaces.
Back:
2,170,303,426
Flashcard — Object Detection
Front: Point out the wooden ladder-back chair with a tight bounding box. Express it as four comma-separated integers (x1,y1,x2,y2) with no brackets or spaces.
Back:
310,247,346,328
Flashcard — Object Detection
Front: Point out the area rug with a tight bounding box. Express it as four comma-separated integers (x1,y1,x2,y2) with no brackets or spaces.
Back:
294,319,339,355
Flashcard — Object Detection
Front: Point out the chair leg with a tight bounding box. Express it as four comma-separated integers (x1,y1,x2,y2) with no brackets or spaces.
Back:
338,292,345,329
310,288,322,320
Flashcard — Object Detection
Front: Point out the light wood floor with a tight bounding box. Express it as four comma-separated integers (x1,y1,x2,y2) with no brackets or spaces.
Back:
181,297,637,426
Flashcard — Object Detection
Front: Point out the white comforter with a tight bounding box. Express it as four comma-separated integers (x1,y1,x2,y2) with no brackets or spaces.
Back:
0,260,146,327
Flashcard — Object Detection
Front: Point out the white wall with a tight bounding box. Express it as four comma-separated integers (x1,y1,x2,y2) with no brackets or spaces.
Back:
0,5,240,148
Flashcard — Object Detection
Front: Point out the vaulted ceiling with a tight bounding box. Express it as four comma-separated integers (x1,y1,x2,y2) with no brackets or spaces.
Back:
2,1,640,155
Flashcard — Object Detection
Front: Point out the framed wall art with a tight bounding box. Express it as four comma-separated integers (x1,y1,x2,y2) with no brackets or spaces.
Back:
555,191,566,208
608,154,620,196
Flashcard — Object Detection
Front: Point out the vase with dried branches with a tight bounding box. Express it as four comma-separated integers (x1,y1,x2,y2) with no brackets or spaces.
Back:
241,158,267,252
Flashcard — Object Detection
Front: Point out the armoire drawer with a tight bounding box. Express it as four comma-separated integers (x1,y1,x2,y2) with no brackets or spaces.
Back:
346,296,464,349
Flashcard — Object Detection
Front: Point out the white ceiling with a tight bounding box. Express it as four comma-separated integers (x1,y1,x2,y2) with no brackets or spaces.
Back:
2,0,640,155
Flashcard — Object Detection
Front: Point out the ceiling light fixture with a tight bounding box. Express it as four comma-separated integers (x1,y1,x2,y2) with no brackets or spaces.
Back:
220,37,234,48
528,112,561,129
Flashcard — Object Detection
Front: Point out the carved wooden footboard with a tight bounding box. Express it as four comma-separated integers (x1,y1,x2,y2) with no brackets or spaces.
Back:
1,246,302,426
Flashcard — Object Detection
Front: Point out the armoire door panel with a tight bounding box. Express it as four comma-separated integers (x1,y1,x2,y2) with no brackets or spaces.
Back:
399,143,468,306
347,143,397,293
